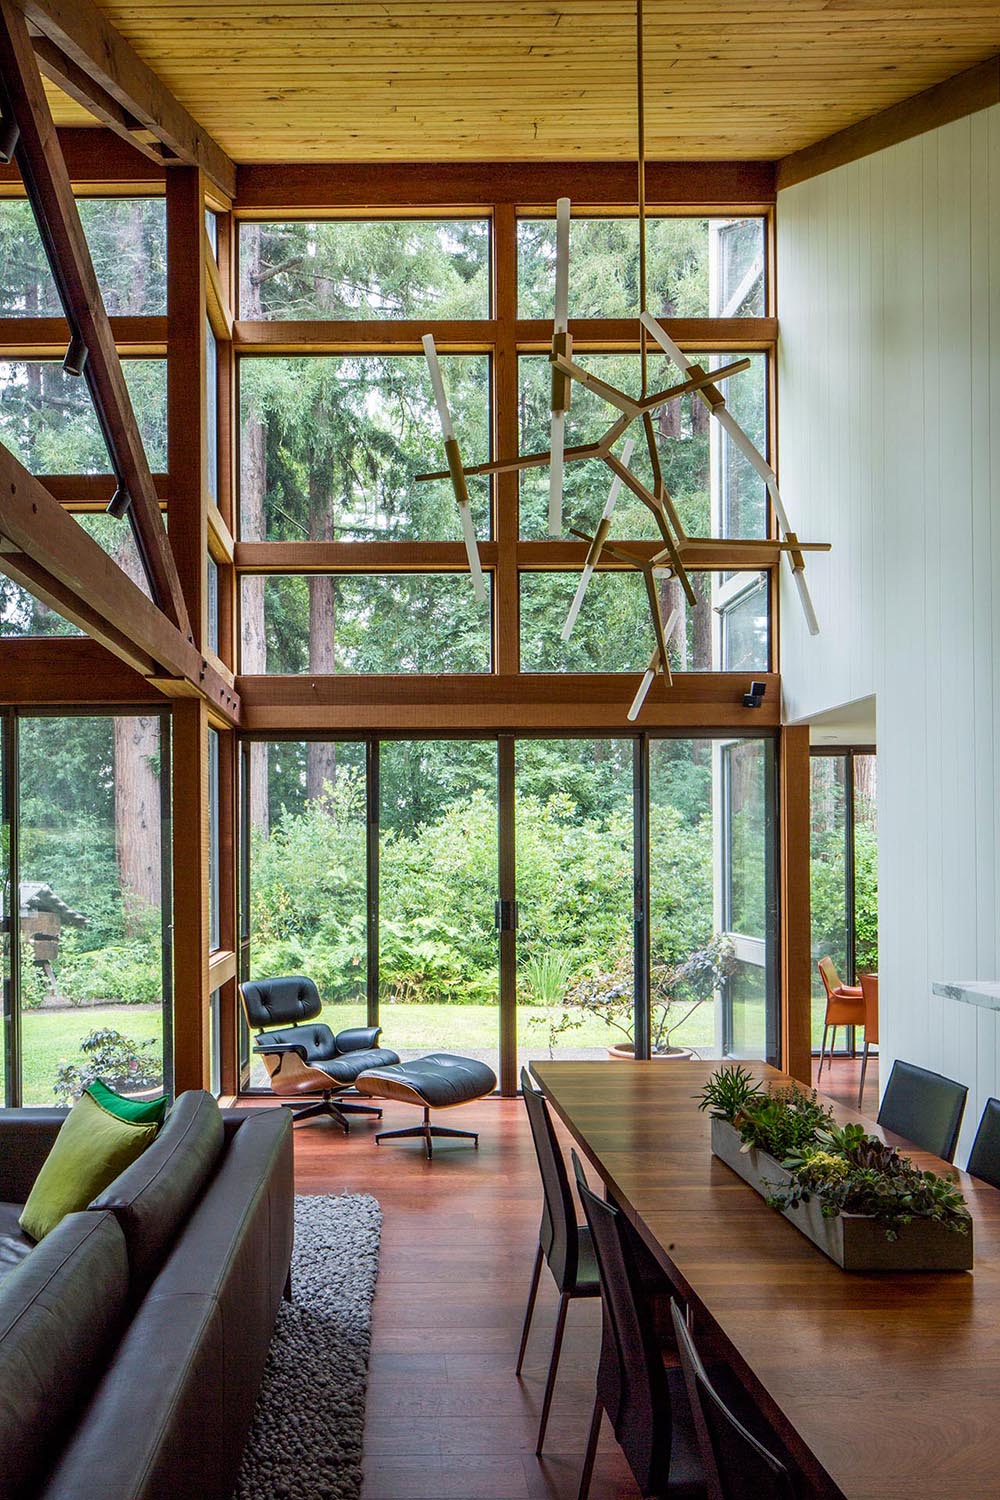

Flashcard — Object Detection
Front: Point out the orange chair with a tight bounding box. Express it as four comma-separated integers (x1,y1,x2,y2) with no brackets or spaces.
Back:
817,956,865,1076
858,972,879,1109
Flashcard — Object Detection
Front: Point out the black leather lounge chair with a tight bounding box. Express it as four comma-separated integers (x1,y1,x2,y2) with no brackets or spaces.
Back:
239,974,399,1132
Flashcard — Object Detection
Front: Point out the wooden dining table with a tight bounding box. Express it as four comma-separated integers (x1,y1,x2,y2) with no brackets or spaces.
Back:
532,1058,1000,1500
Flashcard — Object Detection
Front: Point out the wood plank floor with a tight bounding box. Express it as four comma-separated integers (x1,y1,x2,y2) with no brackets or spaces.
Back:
281,1053,878,1500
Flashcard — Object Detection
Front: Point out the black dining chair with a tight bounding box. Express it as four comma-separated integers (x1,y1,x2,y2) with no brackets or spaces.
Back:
877,1059,967,1163
571,1151,704,1500
517,1068,600,1455
670,1302,795,1500
967,1098,1000,1189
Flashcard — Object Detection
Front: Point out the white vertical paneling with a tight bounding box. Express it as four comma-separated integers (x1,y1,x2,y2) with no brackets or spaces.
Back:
778,105,1000,1163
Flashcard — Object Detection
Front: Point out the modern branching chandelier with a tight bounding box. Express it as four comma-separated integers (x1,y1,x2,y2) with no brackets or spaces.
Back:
419,0,828,718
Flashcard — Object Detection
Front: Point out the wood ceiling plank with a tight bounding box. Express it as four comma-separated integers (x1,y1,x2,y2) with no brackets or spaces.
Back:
28,1,1000,162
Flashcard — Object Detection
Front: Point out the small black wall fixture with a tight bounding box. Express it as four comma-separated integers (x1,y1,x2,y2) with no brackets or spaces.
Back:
62,332,88,377
0,111,18,163
106,484,132,520
742,680,767,709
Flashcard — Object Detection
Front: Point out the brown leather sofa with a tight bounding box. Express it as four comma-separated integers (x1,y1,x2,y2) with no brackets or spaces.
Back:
0,1092,294,1500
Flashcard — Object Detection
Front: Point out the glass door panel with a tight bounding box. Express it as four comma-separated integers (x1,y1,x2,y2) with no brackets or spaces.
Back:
810,754,850,1050
515,738,634,1070
18,715,169,1106
648,739,718,1057
719,739,776,1061
246,740,368,1087
853,754,878,975
379,740,499,1075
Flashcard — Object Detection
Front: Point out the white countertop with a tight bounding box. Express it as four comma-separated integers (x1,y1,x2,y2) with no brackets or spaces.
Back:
933,980,1000,1011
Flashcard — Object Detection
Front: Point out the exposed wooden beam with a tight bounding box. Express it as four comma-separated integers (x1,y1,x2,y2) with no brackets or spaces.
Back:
203,223,233,341
232,316,777,355
778,54,1000,191
0,637,161,702
0,314,166,354
0,125,164,190
30,32,170,170
237,672,781,733
236,160,777,212
0,442,240,721
0,0,191,634
233,540,783,574
42,472,168,509
19,0,235,199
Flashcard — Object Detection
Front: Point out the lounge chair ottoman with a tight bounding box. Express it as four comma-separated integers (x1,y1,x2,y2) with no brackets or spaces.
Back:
354,1053,497,1159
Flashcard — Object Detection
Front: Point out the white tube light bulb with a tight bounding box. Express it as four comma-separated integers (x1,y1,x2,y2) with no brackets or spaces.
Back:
422,333,455,442
561,437,635,642
554,197,571,333
627,607,679,721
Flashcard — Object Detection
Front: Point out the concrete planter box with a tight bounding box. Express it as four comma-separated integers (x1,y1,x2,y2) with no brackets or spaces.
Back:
711,1117,973,1272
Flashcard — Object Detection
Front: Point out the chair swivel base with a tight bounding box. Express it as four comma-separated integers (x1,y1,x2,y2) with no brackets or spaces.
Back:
281,1094,383,1133
375,1105,479,1160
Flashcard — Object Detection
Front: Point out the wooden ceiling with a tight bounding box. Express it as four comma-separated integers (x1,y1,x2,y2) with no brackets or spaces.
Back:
40,1,1000,163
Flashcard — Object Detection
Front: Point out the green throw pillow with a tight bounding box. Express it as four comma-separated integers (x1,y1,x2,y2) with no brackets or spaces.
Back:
86,1078,168,1127
19,1092,160,1243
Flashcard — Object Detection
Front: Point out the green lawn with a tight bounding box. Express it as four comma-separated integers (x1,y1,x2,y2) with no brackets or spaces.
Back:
16,1006,164,1107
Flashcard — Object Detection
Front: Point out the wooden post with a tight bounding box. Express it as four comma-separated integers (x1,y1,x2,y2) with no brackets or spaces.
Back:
779,724,812,1084
172,697,211,1091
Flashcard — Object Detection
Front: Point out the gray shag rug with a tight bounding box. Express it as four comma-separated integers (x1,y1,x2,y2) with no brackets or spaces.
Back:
235,1192,382,1500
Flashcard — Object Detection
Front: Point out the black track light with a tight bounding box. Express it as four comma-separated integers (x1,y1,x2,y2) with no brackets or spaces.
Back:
63,333,88,377
106,485,131,519
0,113,18,165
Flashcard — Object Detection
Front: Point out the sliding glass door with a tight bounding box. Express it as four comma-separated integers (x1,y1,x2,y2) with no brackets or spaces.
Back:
515,738,634,1071
810,748,878,1050
241,729,779,1091
379,740,499,1073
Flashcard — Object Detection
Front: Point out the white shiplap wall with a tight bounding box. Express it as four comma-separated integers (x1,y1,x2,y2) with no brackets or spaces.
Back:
777,106,1000,1163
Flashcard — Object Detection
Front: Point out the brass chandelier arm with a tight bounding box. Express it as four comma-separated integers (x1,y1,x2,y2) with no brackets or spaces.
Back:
601,453,697,606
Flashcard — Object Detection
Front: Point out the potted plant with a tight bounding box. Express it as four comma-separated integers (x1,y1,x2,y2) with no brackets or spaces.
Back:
697,1065,973,1271
563,935,737,1060
53,1027,164,1106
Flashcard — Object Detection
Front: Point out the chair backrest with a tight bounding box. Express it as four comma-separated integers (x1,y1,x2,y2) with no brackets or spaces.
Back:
817,956,842,999
572,1150,676,1495
967,1098,1000,1190
859,972,879,1044
520,1068,576,1291
239,975,322,1032
670,1301,795,1500
877,1059,967,1163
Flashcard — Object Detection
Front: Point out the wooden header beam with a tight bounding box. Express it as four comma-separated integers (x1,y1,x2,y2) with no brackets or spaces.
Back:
0,441,240,722
0,125,165,190
238,672,780,734
0,637,161,703
18,0,235,199
236,160,776,212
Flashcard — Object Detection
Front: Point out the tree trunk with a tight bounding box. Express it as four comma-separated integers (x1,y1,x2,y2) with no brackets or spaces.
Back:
306,413,337,801
114,715,162,927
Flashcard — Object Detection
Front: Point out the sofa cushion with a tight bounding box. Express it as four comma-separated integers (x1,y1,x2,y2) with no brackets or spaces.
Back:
0,1211,128,1499
0,1112,66,1205
19,1094,160,1243
90,1089,224,1293
0,1202,33,1279
86,1078,168,1127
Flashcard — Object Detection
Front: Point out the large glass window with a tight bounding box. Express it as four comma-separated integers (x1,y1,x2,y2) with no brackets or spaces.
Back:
810,750,879,1050
239,219,490,320
6,713,170,1107
648,737,776,1063
0,197,167,316
242,573,492,674
518,351,767,540
520,569,768,673
239,354,490,542
517,215,765,319
0,358,167,473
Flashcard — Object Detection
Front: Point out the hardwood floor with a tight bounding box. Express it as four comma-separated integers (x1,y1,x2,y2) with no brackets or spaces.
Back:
280,1053,878,1500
